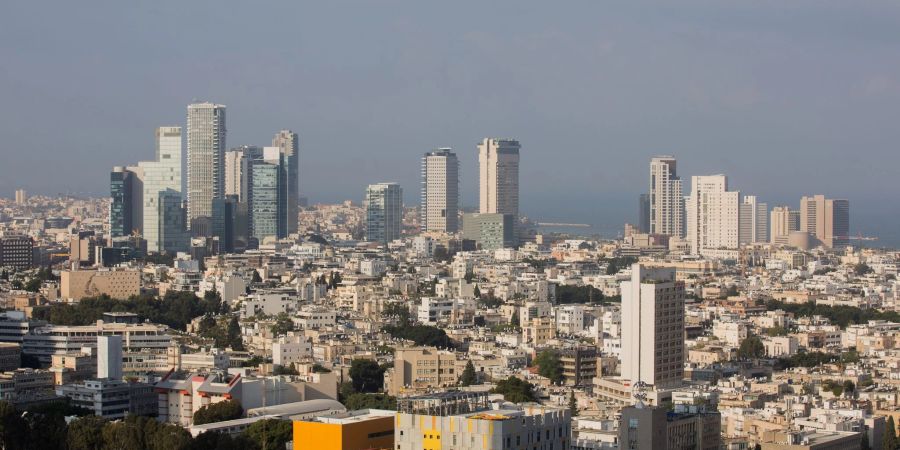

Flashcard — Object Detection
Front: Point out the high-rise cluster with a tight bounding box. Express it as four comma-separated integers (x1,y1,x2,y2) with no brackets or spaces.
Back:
108,102,300,254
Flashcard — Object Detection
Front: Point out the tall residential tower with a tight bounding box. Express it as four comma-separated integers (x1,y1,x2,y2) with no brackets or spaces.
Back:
186,102,226,229
478,138,520,217
272,130,299,235
649,156,684,237
420,148,459,233
366,183,403,244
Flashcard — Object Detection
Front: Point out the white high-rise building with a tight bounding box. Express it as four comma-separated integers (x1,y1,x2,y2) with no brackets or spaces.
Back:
420,148,459,233
649,156,684,237
138,127,182,252
186,102,226,228
739,195,769,244
686,175,740,255
366,183,403,244
620,264,684,388
272,130,299,235
478,138,520,216
97,335,123,380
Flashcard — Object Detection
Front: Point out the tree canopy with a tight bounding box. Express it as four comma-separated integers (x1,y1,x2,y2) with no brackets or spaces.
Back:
349,359,386,394
737,335,766,359
491,377,537,403
459,360,477,386
192,400,243,425
534,350,563,384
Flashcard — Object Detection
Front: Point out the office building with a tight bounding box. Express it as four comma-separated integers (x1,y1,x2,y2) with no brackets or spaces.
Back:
461,213,516,250
292,409,396,450
249,148,287,241
686,175,740,255
97,335,123,380
0,311,46,344
638,193,651,233
649,156,685,237
366,183,402,244
619,404,721,450
0,235,34,271
22,321,171,364
478,138,520,217
421,148,459,233
186,102,226,229
800,195,850,248
0,343,21,372
109,167,140,239
56,378,156,419
770,206,801,244
272,130,300,235
14,189,26,205
158,191,189,253
138,126,182,252
59,268,141,301
155,371,244,426
395,392,571,450
739,195,769,244
621,264,685,388
559,346,598,387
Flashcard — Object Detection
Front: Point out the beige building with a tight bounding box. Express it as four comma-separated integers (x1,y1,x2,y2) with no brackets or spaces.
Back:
478,138,520,217
686,175,741,255
60,268,141,301
385,347,461,396
770,206,800,244
800,195,850,248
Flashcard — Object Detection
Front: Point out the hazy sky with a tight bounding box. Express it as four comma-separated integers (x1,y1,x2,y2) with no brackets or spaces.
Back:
2,1,899,241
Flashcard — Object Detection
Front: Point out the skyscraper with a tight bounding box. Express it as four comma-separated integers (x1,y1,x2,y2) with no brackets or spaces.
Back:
478,138,520,216
158,192,188,253
186,102,226,229
685,175,740,255
272,130,299,236
14,189,26,205
139,127,182,252
109,167,139,239
420,148,459,233
800,195,850,248
739,195,769,244
770,205,800,244
366,183,403,244
638,193,651,234
249,148,287,241
620,264,684,388
649,156,684,237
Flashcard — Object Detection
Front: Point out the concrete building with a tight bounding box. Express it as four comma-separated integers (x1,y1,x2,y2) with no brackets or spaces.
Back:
97,335,122,380
461,213,515,250
366,183,402,244
638,193,651,233
740,195,769,244
272,130,300,236
395,392,571,450
686,175,740,255
56,378,155,419
421,148,459,233
186,102,226,229
559,346,598,387
386,347,461,396
771,206,801,244
0,235,33,271
478,138,520,217
14,189,26,205
0,311,45,344
138,126,183,252
155,371,242,426
649,156,685,237
0,343,21,372
292,409,396,450
621,264,685,388
800,195,850,248
109,166,141,239
0,368,55,405
619,404,721,450
22,321,171,364
59,268,141,301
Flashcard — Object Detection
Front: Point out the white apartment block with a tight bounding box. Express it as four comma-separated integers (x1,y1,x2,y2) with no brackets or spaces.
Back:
420,148,459,233
272,335,313,366
686,175,740,256
186,102,226,226
649,156,685,237
478,138,520,216
620,264,685,388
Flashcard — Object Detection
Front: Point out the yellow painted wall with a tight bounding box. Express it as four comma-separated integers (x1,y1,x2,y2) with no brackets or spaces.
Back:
293,417,394,450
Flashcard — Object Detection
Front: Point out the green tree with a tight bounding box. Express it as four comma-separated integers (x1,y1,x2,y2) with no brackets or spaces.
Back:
534,350,563,384
459,360,477,386
854,263,873,276
227,316,244,350
24,277,42,292
568,390,578,417
0,400,28,450
243,419,293,450
884,416,897,450
764,326,789,337
192,400,243,425
738,335,766,359
491,377,536,403
252,271,263,283
269,313,295,337
473,284,481,298
343,393,397,411
66,415,106,450
843,380,856,395
349,359,385,394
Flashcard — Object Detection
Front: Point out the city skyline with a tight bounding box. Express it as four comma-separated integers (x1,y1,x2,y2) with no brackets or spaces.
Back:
2,1,899,245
